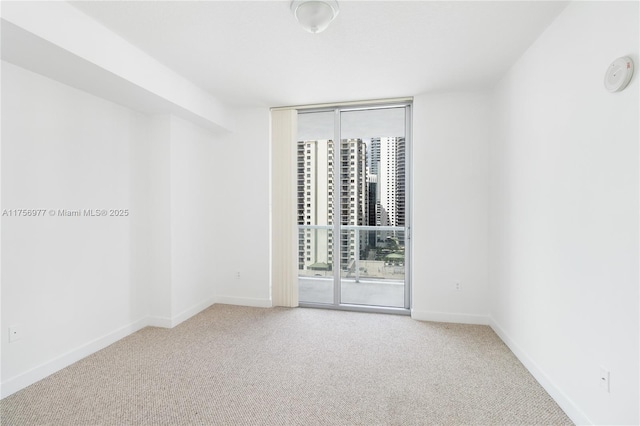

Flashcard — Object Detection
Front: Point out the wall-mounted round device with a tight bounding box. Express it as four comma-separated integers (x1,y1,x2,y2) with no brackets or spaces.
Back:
604,56,634,92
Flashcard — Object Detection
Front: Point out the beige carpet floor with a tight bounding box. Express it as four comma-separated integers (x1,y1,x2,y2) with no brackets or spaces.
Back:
1,304,572,425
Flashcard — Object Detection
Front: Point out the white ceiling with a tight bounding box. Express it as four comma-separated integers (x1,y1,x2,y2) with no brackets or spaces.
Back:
70,0,569,108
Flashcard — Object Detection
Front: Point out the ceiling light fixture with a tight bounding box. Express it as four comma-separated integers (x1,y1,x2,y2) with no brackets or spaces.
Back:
291,0,339,34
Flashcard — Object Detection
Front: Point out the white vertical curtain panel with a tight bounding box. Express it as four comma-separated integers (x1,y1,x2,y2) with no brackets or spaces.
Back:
270,109,299,307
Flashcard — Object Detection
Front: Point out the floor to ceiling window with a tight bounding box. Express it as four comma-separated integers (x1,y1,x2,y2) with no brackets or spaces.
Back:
296,101,412,314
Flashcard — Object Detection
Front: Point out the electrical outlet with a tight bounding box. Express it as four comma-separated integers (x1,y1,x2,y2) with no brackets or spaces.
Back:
455,282,461,291
235,271,241,280
9,325,22,343
599,367,610,393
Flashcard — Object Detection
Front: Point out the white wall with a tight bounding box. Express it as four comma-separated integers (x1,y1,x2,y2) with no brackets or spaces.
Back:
138,116,172,323
0,0,267,399
411,92,491,324
1,61,148,396
169,115,221,320
489,2,639,424
213,107,272,307
0,62,233,397
136,113,223,327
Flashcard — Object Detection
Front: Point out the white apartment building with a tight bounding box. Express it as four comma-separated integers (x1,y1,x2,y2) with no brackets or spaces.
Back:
369,137,406,228
298,138,367,272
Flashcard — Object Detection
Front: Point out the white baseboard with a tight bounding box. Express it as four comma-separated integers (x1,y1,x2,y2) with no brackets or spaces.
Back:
146,298,218,328
146,316,173,328
489,317,591,425
171,297,217,327
0,318,148,399
216,296,272,308
0,298,220,399
411,309,489,325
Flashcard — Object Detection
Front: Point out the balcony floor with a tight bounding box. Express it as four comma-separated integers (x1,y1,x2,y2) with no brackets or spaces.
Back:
299,277,405,308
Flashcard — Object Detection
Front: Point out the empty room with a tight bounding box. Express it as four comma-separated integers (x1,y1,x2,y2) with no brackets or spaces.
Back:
0,1,638,425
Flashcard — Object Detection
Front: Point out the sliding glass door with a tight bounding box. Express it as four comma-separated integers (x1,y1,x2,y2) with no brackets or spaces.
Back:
297,102,411,313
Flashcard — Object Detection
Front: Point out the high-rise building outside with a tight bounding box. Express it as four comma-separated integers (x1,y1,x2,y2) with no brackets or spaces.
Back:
297,139,333,270
298,139,367,272
396,137,406,227
369,137,405,228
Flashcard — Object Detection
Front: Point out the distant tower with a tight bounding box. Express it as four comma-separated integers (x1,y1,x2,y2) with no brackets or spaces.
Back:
369,137,405,227
396,137,406,227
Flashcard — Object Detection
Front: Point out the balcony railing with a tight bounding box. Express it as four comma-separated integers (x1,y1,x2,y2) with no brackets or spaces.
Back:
298,225,405,282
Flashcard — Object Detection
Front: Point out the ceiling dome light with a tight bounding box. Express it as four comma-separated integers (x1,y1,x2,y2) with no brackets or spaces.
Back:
291,0,339,34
